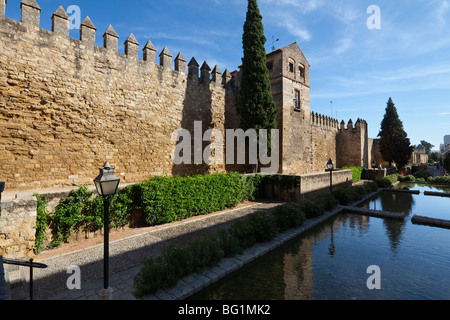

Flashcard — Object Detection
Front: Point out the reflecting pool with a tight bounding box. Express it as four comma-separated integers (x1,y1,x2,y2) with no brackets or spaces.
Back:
190,183,450,300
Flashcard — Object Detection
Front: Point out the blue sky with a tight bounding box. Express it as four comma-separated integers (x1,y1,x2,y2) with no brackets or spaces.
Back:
4,0,450,150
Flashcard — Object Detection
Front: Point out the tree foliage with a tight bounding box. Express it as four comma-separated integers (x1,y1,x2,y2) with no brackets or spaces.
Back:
444,154,450,173
238,0,278,143
419,140,434,155
377,98,414,168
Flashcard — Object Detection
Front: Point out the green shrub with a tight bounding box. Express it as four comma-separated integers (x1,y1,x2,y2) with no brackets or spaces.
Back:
342,166,364,183
34,194,50,254
299,199,323,218
162,244,194,286
272,204,305,232
332,182,378,205
188,236,224,272
49,185,94,247
131,173,250,226
362,181,379,194
217,229,242,257
332,188,353,205
245,173,266,200
313,193,339,212
375,177,393,188
427,176,450,184
247,211,278,243
134,256,165,297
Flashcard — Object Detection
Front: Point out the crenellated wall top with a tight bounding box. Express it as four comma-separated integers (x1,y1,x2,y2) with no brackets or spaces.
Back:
0,0,234,85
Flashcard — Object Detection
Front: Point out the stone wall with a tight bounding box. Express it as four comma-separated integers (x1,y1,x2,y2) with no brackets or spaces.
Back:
298,170,352,198
0,1,372,194
337,119,369,168
0,3,236,191
0,198,37,259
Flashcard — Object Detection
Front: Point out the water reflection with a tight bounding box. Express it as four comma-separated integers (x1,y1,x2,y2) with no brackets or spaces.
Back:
359,190,415,253
190,184,450,300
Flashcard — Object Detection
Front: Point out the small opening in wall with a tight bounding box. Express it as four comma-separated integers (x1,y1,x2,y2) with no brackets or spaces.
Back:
289,62,294,73
299,64,305,78
294,89,301,111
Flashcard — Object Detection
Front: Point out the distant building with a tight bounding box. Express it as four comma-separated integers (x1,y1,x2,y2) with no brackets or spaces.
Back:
410,144,428,164
445,135,450,146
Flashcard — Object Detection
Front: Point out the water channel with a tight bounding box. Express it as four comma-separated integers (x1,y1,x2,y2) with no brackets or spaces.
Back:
190,183,450,300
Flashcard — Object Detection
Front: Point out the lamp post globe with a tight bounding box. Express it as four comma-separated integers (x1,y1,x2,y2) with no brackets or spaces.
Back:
93,161,120,300
94,162,120,197
327,158,335,171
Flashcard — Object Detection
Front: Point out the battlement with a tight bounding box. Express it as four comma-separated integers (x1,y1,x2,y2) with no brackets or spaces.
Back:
0,0,233,85
340,118,367,131
310,111,340,130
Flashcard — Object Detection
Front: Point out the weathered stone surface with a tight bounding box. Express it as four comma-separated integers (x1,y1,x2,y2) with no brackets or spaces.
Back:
0,16,232,190
0,198,37,259
0,4,371,191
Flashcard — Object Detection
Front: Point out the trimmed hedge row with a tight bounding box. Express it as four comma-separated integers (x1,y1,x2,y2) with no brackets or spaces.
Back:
128,173,250,225
33,173,255,254
342,166,364,183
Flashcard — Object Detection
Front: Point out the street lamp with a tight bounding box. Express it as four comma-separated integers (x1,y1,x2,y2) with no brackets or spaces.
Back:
372,160,376,169
93,161,120,300
0,182,4,215
327,158,334,193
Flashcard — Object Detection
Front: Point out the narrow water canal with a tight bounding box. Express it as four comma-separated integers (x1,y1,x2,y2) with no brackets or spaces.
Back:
190,183,450,300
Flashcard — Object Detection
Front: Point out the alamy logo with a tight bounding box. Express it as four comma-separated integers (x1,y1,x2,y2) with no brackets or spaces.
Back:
367,5,381,30
67,5,81,30
171,121,280,173
366,265,381,290
66,265,81,290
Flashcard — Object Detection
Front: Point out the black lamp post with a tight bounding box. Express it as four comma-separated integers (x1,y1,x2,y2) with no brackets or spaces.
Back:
93,162,120,300
327,158,334,193
0,182,4,215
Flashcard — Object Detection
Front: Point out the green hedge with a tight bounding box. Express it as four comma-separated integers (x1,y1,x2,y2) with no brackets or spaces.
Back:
332,181,379,205
33,173,253,253
342,166,364,183
427,176,450,184
128,173,250,225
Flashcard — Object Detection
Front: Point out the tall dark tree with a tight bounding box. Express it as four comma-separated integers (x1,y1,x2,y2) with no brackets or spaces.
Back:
238,0,278,142
378,97,414,168
420,140,434,155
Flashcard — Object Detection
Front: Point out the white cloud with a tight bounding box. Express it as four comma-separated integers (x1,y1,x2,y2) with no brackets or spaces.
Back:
333,38,353,55
261,0,325,13
277,16,311,41
435,0,450,26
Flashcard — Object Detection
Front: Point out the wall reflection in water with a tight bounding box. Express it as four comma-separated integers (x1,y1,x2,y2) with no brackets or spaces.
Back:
191,184,450,300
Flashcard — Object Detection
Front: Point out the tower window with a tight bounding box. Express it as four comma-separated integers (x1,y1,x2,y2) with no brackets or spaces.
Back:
289,62,294,73
299,64,305,78
294,89,301,111
266,61,273,72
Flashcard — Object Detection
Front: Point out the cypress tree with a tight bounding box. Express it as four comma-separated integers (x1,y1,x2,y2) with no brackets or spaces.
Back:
378,97,414,168
238,0,278,141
